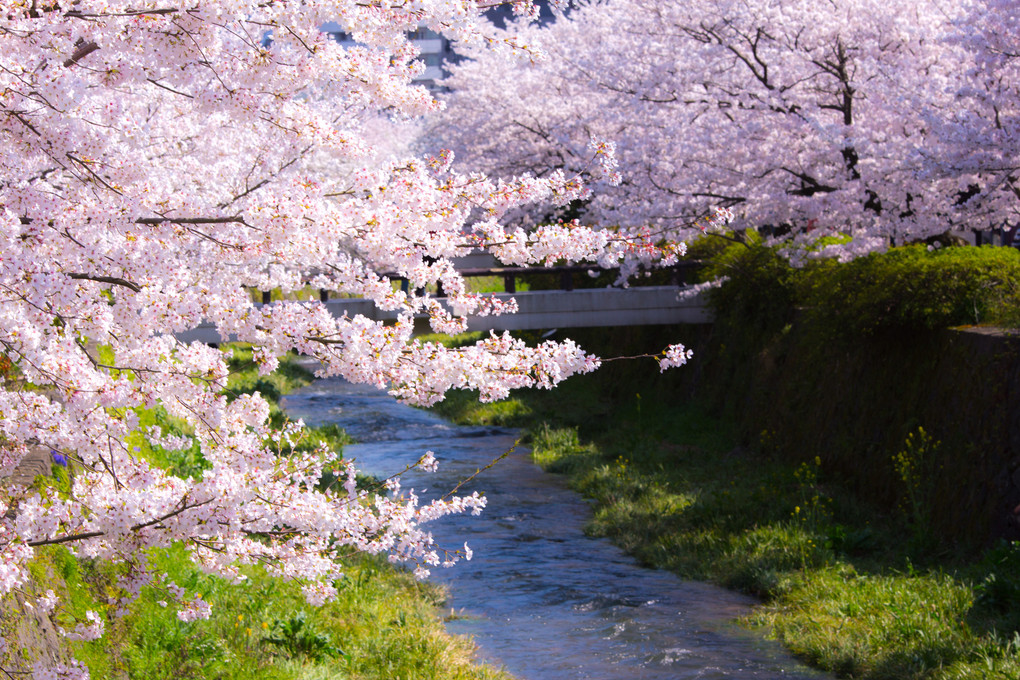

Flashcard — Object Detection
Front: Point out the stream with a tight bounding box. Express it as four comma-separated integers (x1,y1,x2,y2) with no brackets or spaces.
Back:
282,376,830,680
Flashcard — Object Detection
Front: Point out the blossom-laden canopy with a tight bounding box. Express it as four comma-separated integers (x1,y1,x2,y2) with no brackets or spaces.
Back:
438,0,1019,259
0,2,693,670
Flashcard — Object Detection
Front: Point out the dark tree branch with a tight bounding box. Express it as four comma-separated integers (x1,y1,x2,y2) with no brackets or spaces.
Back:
25,498,215,548
135,216,246,225
63,40,99,68
66,273,141,293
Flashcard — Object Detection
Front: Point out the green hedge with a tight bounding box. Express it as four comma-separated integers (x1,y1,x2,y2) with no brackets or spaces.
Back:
692,239,1020,548
702,240,1020,339
798,245,1020,335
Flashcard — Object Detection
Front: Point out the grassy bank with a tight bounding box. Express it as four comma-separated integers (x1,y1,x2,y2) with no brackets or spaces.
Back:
432,336,1020,680
3,348,511,680
20,545,509,680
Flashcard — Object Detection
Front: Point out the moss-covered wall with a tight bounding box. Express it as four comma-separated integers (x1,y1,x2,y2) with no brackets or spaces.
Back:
557,316,1020,549
736,324,1020,547
673,242,1020,548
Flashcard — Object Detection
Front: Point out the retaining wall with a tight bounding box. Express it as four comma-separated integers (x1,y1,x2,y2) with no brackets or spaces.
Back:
730,325,1020,547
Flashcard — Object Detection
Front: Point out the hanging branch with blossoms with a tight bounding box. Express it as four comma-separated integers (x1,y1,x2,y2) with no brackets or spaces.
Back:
0,1,697,673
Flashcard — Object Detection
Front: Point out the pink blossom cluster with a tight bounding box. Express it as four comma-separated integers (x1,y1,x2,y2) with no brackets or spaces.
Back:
31,660,90,680
0,2,699,667
438,0,1018,255
417,451,440,473
61,610,105,642
37,589,60,616
176,596,214,623
588,136,622,186
658,344,695,373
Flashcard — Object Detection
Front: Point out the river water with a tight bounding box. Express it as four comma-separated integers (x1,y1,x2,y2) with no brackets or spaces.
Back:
283,377,829,680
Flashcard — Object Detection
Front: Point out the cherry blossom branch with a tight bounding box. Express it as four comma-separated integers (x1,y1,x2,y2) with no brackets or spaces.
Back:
25,498,216,548
146,78,195,99
65,8,179,19
134,216,247,225
62,40,99,68
66,273,141,293
439,445,515,502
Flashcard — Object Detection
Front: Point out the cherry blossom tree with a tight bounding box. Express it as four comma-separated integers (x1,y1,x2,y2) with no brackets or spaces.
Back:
921,0,1020,234
0,1,694,672
438,0,992,258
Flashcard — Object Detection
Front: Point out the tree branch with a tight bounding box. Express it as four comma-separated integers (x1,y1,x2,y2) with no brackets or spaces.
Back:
135,216,246,225
25,498,215,548
66,273,141,293
63,41,99,68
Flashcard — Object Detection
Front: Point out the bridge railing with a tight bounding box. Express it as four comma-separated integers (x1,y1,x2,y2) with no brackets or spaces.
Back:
258,254,703,302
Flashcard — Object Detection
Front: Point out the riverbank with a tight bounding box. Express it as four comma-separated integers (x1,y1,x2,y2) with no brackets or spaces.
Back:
3,347,512,680
283,375,829,679
432,329,1020,680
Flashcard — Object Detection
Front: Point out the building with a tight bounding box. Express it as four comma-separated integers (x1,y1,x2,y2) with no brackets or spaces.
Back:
319,22,453,91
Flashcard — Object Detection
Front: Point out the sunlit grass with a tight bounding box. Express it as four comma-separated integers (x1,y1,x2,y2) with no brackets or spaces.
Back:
12,546,511,680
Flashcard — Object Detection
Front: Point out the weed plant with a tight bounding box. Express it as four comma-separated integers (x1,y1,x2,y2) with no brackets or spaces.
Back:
70,548,506,680
15,544,509,679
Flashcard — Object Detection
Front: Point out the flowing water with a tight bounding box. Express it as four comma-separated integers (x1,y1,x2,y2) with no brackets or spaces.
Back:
283,377,830,680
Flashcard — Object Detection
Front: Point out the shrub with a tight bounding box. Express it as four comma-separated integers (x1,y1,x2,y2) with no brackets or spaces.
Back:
796,245,1020,334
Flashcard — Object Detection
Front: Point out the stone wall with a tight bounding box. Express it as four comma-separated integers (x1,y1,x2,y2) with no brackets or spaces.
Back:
734,325,1020,547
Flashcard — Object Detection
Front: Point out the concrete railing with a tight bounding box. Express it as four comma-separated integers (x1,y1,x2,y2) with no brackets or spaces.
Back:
180,254,712,343
175,285,713,344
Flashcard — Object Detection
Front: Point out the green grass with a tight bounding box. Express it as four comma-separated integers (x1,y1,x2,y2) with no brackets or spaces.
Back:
463,275,529,294
10,545,511,680
432,362,1020,680
3,346,510,680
